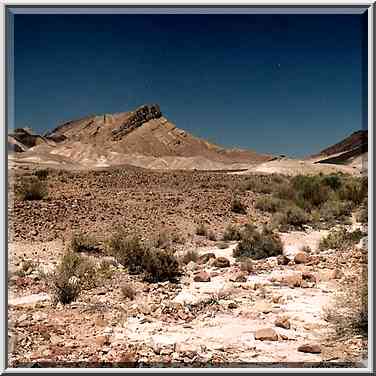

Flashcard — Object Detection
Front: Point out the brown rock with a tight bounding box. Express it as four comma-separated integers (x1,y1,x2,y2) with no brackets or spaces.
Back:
255,327,278,341
302,271,318,283
193,271,211,282
213,257,230,268
275,316,290,329
96,335,111,347
298,343,321,354
294,251,308,264
277,255,290,265
228,301,238,309
230,272,248,283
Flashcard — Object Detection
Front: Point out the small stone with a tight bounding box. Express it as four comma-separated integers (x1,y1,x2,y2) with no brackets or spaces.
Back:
151,335,176,355
294,252,308,264
213,257,230,268
193,271,211,282
255,327,278,341
228,301,238,309
298,343,321,354
275,316,290,329
277,255,290,265
96,335,111,346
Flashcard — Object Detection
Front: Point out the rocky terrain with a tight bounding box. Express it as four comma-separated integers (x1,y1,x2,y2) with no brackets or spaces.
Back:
8,165,368,368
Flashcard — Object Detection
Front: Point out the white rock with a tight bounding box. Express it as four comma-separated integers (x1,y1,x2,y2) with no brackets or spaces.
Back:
9,293,50,307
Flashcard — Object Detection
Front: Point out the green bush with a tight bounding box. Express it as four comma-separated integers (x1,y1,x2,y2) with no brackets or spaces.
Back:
222,224,242,241
322,174,342,191
319,200,352,222
240,176,273,194
292,175,330,208
338,178,366,206
16,176,48,201
279,204,310,227
233,225,283,260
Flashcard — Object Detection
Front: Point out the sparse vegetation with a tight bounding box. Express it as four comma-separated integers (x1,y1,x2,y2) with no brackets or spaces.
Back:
181,249,199,265
16,176,48,201
121,283,136,300
231,197,247,214
142,247,180,283
319,228,365,251
323,269,368,338
222,224,242,241
233,224,283,260
196,222,208,236
207,230,216,241
15,259,36,277
240,259,254,273
276,204,310,228
70,232,100,253
33,168,50,181
255,196,285,213
217,241,229,249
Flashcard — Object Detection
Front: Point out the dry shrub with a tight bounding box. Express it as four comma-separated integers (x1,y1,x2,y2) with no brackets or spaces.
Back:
153,230,171,249
16,176,48,201
70,232,100,253
107,229,145,274
231,197,247,214
121,283,136,300
207,230,217,241
33,169,50,180
276,204,310,228
323,269,368,338
240,259,254,273
222,224,242,241
319,228,365,251
49,251,96,304
233,224,283,260
196,222,208,236
181,249,199,265
15,259,36,277
255,196,285,213
142,248,181,283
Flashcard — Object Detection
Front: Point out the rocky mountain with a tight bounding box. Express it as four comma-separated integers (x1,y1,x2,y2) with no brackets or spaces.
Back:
309,130,368,168
9,104,273,171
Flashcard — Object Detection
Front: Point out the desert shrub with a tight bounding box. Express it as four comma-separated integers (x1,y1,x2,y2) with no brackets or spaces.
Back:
16,176,48,201
319,200,352,222
319,228,365,251
292,175,330,208
322,174,342,191
278,204,310,228
233,225,283,260
181,249,199,265
154,230,171,249
231,197,247,214
196,222,208,236
121,283,136,300
323,269,367,338
275,182,296,201
207,230,216,241
356,207,368,224
240,176,273,194
49,251,95,304
255,196,285,213
301,245,312,254
222,224,242,241
338,178,366,206
240,259,254,273
15,259,36,277
107,229,146,274
142,247,180,282
33,168,50,181
217,241,229,249
70,232,99,253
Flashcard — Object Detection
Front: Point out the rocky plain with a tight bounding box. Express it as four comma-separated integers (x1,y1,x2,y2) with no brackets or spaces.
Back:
7,164,368,368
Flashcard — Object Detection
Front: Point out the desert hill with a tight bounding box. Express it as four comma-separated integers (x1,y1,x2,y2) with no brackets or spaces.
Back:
309,130,367,168
9,104,273,171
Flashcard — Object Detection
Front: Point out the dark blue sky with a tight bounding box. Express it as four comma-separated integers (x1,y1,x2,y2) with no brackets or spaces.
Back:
13,13,367,157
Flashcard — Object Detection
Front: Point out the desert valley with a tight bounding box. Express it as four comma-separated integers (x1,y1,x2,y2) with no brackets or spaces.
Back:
7,104,368,367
